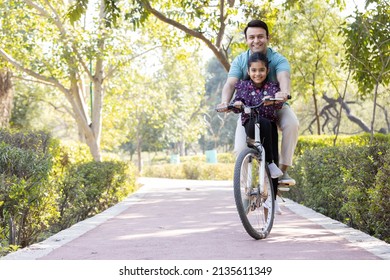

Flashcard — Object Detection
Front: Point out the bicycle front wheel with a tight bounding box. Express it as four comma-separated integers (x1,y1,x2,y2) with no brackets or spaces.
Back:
233,148,275,240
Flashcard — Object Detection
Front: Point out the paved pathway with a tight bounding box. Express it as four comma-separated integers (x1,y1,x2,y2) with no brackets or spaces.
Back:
2,177,390,260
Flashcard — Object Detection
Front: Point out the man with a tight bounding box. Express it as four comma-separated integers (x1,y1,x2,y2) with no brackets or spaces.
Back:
217,20,299,186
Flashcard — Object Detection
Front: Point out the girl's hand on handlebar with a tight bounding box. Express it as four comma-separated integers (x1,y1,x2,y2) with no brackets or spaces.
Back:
233,101,243,109
263,96,284,106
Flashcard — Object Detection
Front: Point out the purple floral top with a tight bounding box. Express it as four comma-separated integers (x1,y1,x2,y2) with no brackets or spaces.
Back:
232,80,282,125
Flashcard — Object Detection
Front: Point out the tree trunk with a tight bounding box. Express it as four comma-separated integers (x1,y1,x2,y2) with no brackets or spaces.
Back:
0,69,13,127
312,90,321,135
370,82,380,144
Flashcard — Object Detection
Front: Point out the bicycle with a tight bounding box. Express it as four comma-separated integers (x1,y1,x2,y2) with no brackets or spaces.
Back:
216,98,283,239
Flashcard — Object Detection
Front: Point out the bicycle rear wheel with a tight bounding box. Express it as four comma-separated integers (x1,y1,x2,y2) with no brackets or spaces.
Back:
233,147,275,240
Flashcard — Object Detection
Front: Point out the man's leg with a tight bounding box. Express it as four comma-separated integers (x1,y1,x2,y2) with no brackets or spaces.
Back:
277,104,299,184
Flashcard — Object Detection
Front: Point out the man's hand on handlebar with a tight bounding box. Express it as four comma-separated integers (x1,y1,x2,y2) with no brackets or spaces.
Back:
216,102,229,112
275,91,291,102
216,101,243,112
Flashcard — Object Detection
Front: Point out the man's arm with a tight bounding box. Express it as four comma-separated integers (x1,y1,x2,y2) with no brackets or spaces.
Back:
275,71,291,101
216,76,239,111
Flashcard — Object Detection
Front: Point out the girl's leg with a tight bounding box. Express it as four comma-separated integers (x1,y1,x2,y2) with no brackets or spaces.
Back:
248,117,282,179
257,117,273,164
271,122,279,166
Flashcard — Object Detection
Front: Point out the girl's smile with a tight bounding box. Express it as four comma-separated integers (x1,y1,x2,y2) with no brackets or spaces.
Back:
248,61,269,87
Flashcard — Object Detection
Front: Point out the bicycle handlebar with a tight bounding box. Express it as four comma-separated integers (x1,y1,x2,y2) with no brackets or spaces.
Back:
216,96,288,112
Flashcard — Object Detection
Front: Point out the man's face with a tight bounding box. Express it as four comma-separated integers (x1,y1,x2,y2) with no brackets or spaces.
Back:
245,27,269,54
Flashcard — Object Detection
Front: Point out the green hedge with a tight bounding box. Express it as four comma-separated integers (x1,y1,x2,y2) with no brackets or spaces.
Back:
0,129,138,256
141,162,234,180
0,130,58,250
55,160,136,230
288,141,390,243
150,152,235,165
295,133,390,156
143,152,235,180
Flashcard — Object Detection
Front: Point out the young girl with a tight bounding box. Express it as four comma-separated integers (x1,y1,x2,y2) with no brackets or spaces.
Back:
231,52,283,179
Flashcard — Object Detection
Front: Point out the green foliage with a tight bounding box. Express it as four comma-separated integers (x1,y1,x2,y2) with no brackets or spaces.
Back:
341,2,390,95
0,129,138,256
371,151,390,242
67,0,89,24
289,146,346,219
142,152,234,179
295,133,390,156
216,152,235,163
141,161,234,181
0,129,58,249
274,0,346,134
56,160,137,230
288,136,390,243
203,57,236,150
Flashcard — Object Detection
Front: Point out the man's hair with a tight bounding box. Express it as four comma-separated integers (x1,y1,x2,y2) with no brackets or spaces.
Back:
244,20,269,38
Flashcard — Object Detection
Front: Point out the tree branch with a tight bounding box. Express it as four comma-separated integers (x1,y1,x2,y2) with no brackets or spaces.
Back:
24,0,93,80
140,0,230,71
0,48,69,96
322,93,371,133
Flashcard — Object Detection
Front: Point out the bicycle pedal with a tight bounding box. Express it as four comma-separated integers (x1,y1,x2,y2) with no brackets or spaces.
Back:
278,186,290,192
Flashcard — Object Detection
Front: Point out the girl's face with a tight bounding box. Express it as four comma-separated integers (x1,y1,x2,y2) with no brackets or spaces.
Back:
248,61,268,86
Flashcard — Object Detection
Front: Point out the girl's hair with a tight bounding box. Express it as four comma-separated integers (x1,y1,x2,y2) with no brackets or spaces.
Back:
248,52,269,70
245,52,269,81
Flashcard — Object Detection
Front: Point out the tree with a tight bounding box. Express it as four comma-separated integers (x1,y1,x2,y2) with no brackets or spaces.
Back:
341,1,390,140
274,0,345,135
69,0,279,72
0,0,134,161
102,32,207,170
203,57,236,150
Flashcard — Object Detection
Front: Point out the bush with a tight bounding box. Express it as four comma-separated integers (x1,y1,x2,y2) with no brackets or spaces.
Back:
217,153,235,163
142,164,186,179
0,129,139,256
288,141,390,243
370,151,390,243
295,133,390,156
0,129,58,250
141,162,234,180
288,146,346,220
56,160,137,230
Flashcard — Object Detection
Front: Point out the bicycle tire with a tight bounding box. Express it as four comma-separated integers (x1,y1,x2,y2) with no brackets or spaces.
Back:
233,147,275,240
